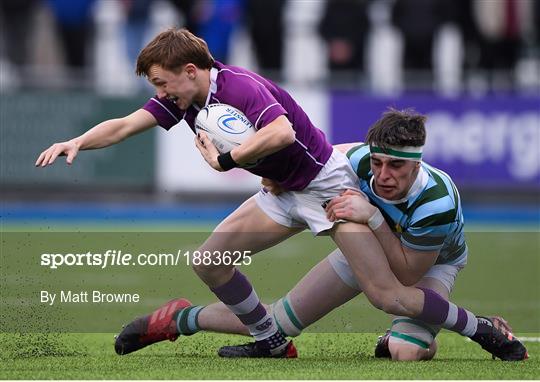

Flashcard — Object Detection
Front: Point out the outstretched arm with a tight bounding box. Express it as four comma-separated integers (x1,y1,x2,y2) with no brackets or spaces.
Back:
35,109,157,167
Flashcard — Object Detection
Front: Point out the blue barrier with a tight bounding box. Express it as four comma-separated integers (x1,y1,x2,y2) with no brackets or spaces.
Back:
2,202,538,225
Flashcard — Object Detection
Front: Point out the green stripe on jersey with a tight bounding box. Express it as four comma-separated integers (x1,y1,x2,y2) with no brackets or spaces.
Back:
357,154,371,181
428,166,460,209
408,183,450,213
412,209,458,228
407,169,457,227
435,242,467,264
347,144,371,181
394,202,409,214
402,232,446,247
346,144,368,159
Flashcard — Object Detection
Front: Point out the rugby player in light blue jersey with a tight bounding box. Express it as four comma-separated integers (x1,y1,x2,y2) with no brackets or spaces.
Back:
124,109,527,361
36,28,527,361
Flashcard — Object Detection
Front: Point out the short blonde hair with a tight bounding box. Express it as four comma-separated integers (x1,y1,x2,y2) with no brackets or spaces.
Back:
136,28,214,76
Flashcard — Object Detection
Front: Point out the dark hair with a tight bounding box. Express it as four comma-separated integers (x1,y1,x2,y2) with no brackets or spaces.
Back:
136,28,214,76
365,108,426,148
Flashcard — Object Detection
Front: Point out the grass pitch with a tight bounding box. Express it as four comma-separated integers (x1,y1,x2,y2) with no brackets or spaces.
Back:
1,332,538,379
1,224,539,379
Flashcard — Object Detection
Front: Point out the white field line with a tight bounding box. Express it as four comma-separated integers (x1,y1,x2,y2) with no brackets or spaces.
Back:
466,337,540,342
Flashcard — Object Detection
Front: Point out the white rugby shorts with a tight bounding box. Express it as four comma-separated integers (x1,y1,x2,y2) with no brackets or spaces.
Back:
328,248,464,348
327,248,462,294
255,149,359,235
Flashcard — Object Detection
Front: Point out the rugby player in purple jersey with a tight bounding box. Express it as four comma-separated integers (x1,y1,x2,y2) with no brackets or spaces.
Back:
36,28,527,360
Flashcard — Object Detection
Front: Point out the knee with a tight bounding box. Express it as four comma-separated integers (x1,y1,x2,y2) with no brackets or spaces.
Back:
389,340,437,361
364,288,402,315
192,262,214,277
192,261,233,286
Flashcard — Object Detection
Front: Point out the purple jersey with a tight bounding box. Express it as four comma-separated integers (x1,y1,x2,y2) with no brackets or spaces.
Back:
142,61,332,191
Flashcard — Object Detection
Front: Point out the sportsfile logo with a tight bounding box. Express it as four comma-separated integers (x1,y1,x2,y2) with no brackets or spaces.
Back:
40,249,252,269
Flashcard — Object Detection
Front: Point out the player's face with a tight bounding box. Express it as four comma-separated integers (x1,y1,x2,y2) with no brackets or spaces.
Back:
147,64,201,109
370,154,420,200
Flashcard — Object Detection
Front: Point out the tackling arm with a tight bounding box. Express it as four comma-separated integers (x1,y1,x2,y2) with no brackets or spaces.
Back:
325,192,438,286
370,221,439,286
35,109,157,167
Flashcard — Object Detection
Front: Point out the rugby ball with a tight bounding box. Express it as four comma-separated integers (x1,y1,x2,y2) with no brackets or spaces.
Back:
195,103,256,154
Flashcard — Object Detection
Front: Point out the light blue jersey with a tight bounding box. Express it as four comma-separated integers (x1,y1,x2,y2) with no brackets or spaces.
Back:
347,144,468,266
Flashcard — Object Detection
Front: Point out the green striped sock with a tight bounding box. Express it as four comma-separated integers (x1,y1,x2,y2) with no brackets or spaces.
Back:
175,306,204,335
389,331,430,349
271,295,304,337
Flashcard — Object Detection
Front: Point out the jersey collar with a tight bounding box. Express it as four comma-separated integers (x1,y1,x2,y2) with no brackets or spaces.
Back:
191,66,218,112
205,66,219,107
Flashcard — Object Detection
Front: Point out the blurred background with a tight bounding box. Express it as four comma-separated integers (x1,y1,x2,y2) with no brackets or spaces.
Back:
1,0,539,227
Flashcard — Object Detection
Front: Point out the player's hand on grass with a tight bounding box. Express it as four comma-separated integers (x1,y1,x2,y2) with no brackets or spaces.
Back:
325,189,375,223
35,140,79,167
195,132,223,171
261,178,284,195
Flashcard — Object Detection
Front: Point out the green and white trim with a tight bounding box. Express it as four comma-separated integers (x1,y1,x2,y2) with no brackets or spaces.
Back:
271,295,304,337
389,317,439,349
389,331,431,349
370,145,423,161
